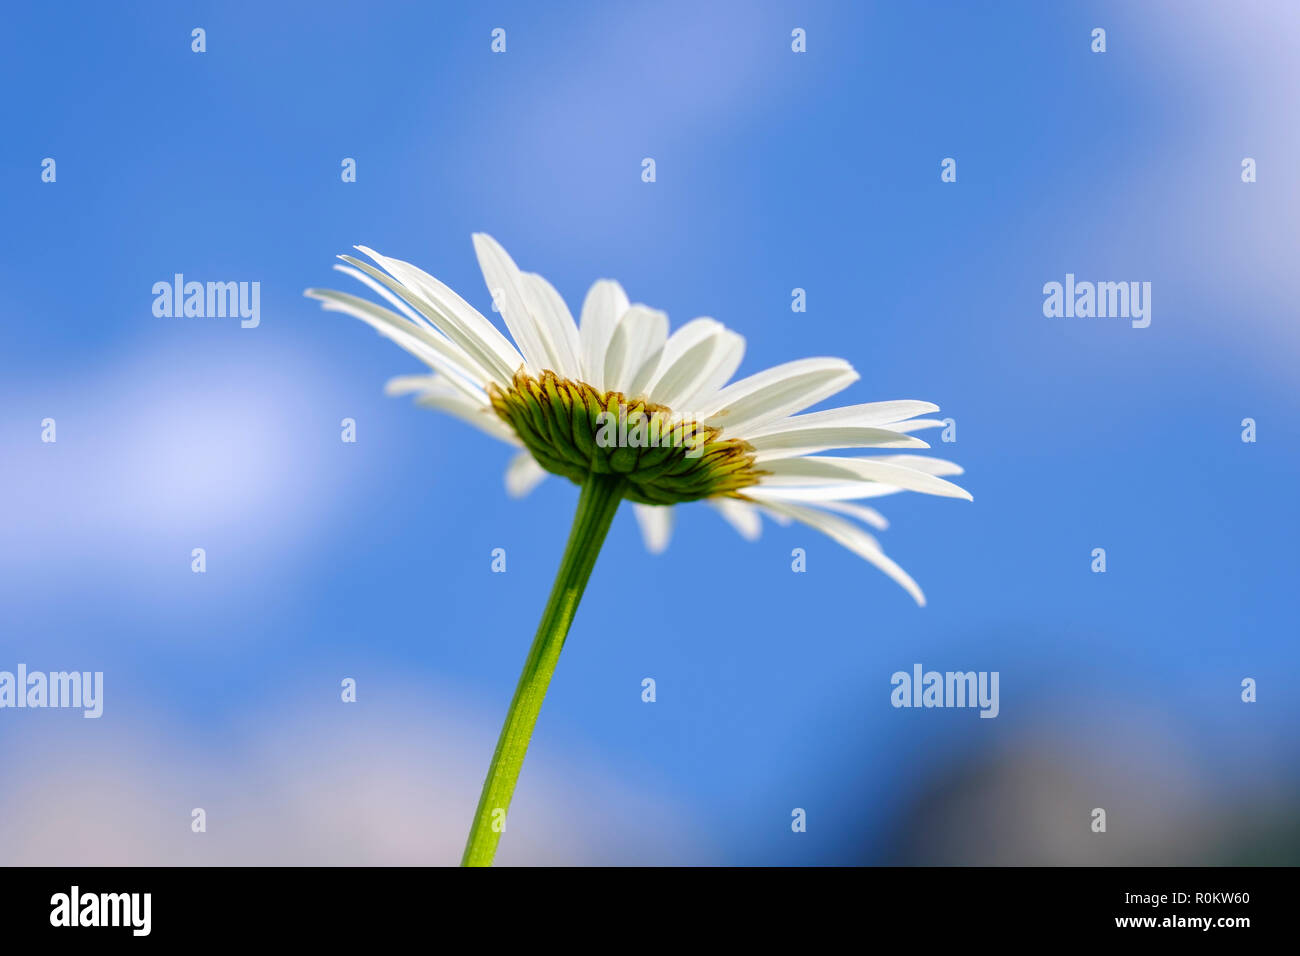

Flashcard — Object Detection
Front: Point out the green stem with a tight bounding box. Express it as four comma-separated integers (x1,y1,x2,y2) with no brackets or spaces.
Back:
460,471,624,866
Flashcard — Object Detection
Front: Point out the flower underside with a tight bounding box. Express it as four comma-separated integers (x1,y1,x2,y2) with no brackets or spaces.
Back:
489,370,764,505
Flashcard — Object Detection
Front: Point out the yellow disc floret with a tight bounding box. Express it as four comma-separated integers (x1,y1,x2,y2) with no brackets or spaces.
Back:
488,370,764,505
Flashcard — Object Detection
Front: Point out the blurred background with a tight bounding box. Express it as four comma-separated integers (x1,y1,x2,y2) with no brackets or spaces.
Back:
1,1,1297,865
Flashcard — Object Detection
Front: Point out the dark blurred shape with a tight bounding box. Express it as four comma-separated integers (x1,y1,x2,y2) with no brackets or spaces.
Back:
880,740,1300,866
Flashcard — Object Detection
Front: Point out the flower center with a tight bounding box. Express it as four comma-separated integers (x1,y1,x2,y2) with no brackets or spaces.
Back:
489,370,763,504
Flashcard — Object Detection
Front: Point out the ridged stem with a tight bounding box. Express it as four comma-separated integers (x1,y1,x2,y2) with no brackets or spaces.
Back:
460,472,624,866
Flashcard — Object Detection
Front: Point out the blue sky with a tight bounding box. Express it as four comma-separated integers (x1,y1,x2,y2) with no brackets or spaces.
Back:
1,1,1297,864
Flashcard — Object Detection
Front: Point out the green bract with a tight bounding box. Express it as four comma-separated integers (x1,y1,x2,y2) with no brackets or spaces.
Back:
489,370,763,505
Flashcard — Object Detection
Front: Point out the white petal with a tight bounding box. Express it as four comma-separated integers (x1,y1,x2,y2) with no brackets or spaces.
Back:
346,247,523,387
471,234,583,378
814,499,890,530
386,372,493,412
333,263,439,333
305,288,489,404
470,233,555,375
749,426,930,462
869,455,965,477
757,499,926,606
700,358,859,436
604,305,668,398
759,456,972,500
399,376,521,445
674,327,746,414
384,373,442,397
888,418,947,434
578,279,630,391
644,318,723,409
765,507,794,526
709,497,762,541
521,271,583,378
632,504,674,554
505,451,548,497
746,400,941,437
748,483,906,502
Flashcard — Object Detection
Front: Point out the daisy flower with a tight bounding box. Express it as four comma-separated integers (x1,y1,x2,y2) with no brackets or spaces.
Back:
306,234,970,865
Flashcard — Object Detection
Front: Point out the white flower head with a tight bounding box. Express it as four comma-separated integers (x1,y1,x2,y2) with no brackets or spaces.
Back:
306,234,970,605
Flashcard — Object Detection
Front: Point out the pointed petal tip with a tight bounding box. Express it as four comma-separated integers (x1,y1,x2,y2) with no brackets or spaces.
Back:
383,375,428,397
